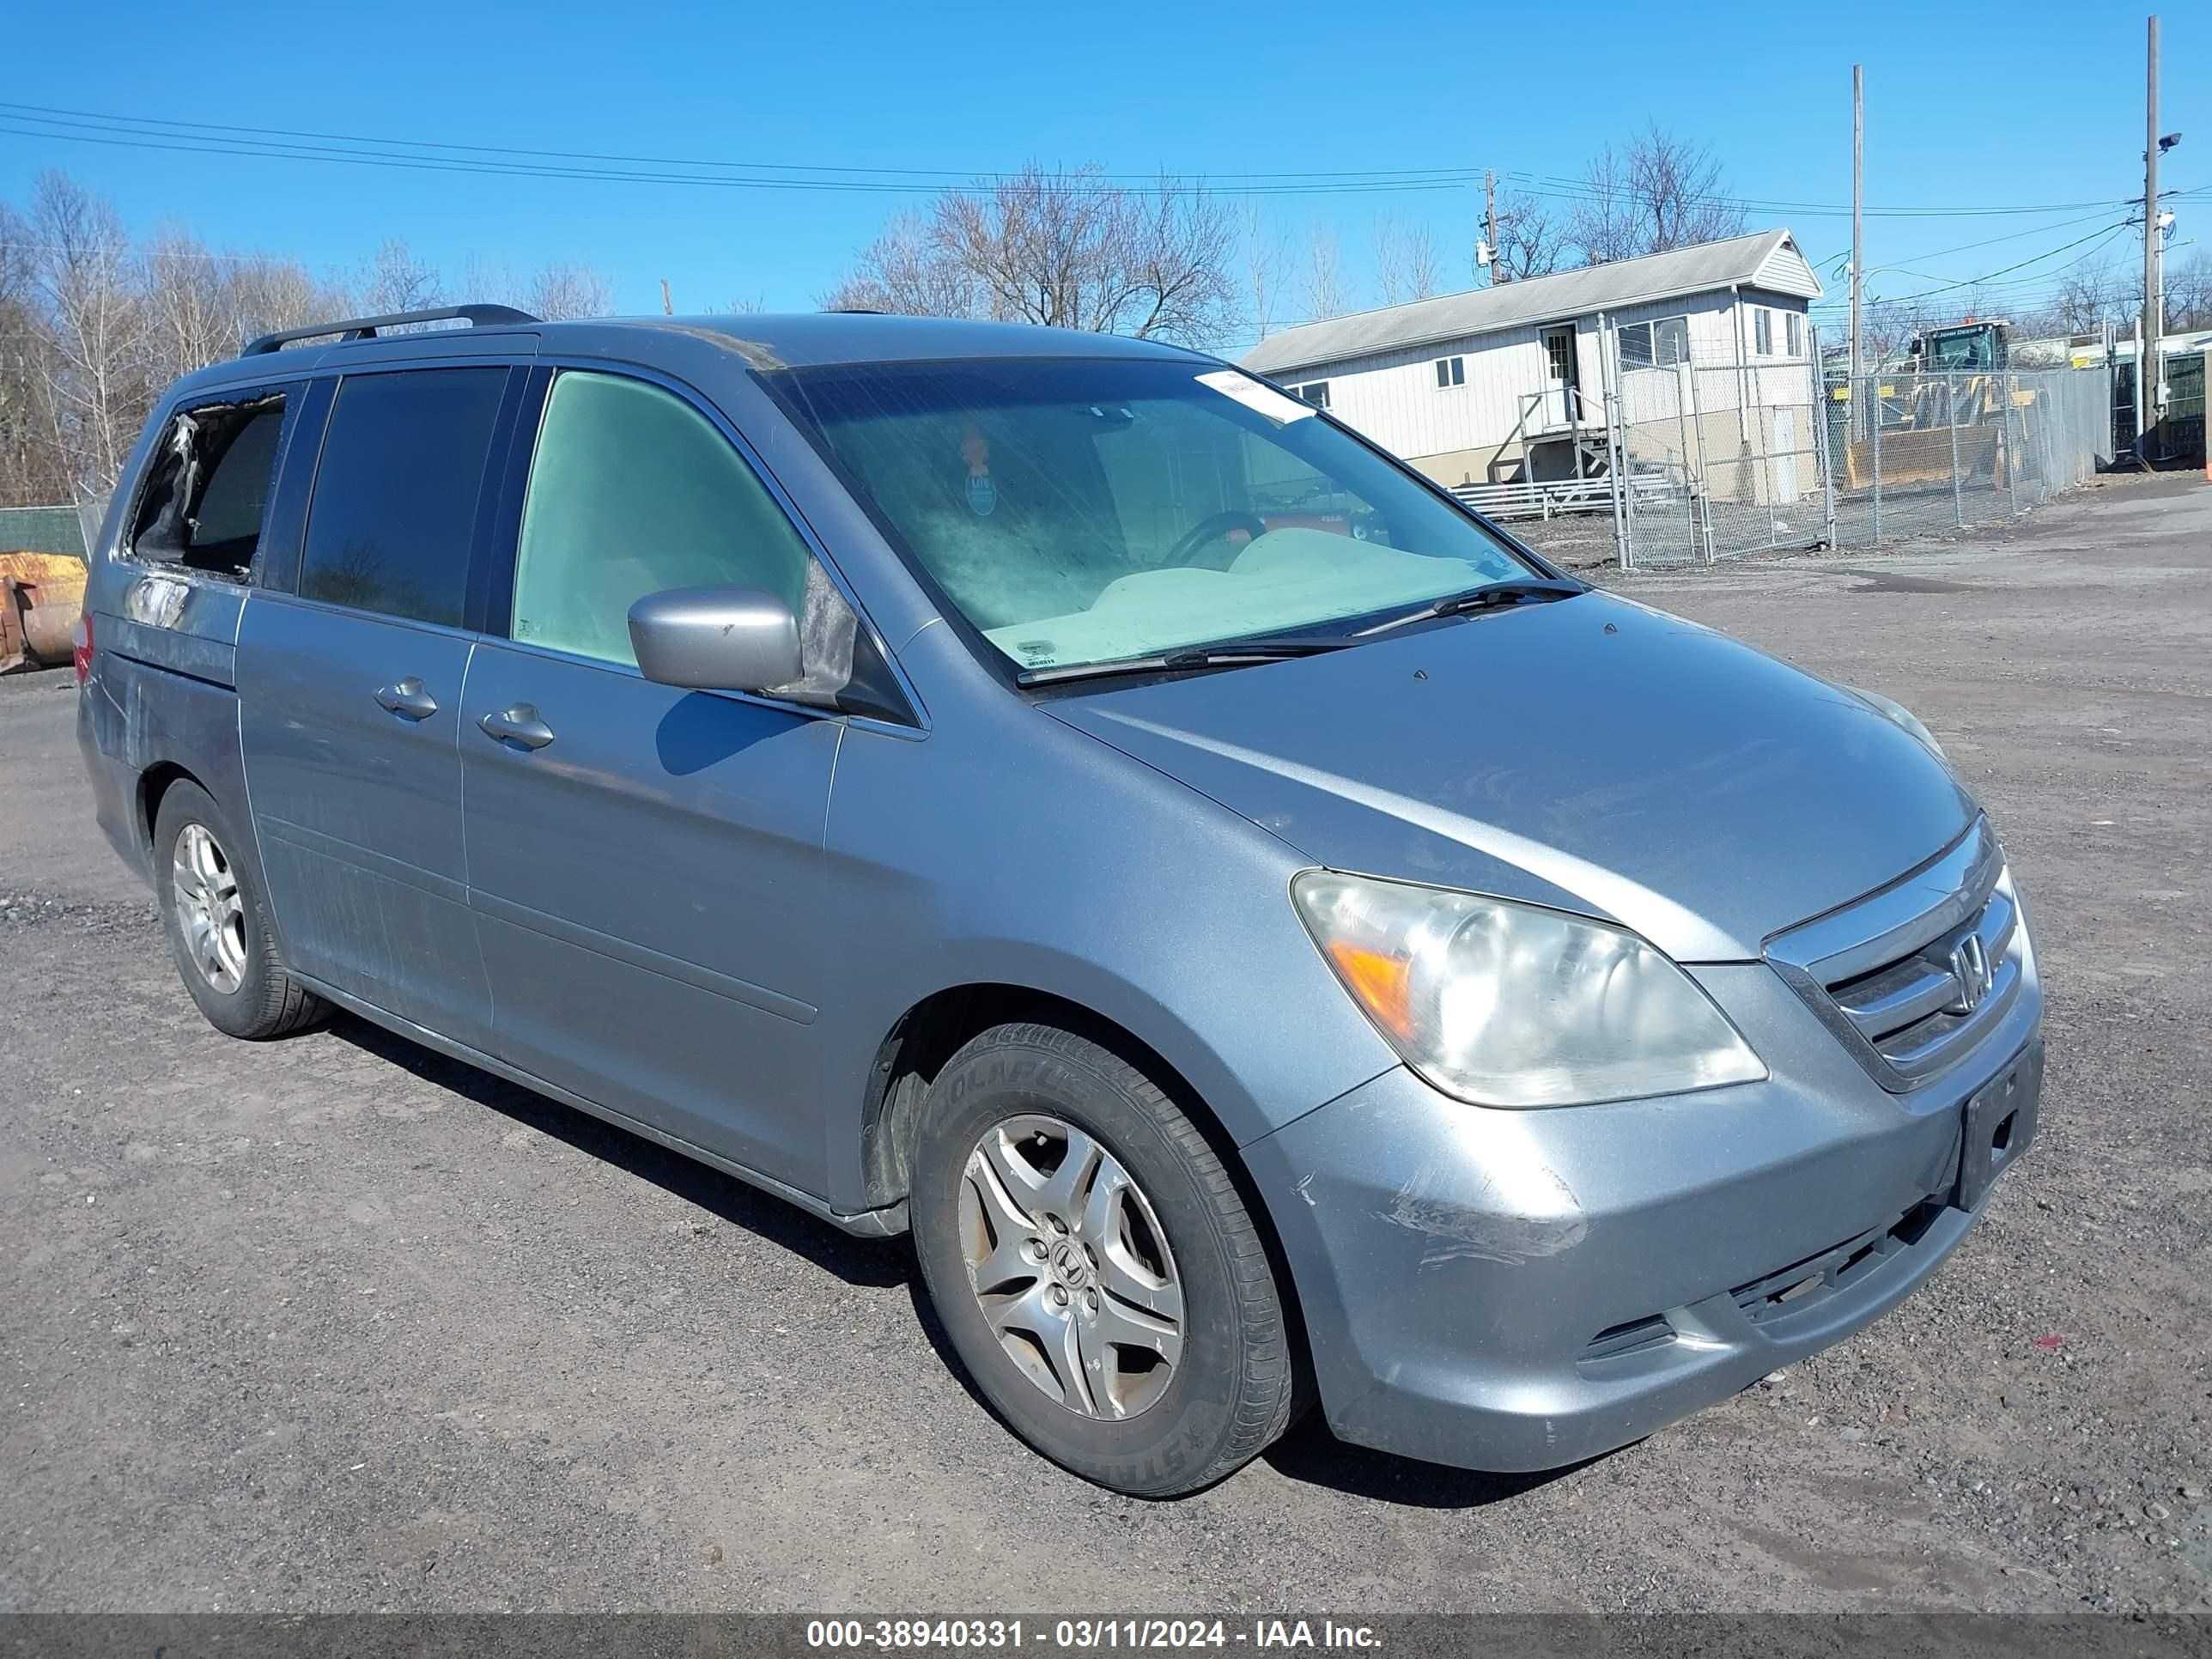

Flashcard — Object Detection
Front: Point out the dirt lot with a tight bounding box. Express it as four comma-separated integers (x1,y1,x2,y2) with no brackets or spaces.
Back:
3,472,2208,1616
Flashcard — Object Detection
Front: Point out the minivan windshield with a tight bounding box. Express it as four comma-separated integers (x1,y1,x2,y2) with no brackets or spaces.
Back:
769,356,1540,677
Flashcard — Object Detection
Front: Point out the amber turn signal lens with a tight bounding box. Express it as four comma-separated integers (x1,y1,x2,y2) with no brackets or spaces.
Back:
1325,940,1413,1040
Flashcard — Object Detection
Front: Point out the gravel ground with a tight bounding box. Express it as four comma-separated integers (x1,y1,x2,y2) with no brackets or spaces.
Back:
1,472,2207,1615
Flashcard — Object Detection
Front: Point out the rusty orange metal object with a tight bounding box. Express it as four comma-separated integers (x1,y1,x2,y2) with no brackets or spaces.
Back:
0,552,88,674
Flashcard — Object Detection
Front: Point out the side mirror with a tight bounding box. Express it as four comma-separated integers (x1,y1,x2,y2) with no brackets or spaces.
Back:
628,586,803,694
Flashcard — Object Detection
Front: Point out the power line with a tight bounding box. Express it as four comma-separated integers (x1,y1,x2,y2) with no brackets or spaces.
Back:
1807,221,2135,313
0,101,2159,220
1811,258,2136,307
1496,167,2130,219
1834,206,2143,280
0,106,1480,198
0,116,1483,198
0,101,1474,187
1863,222,2136,304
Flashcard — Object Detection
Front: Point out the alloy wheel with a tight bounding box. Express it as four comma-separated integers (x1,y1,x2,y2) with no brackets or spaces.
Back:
958,1114,1184,1419
172,823,248,994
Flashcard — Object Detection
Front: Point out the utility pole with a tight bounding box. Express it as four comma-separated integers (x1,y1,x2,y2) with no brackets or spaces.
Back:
1484,169,1501,285
1850,64,1865,383
2141,14,2161,459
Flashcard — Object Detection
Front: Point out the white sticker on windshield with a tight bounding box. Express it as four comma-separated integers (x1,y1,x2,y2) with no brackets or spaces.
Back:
1195,368,1316,424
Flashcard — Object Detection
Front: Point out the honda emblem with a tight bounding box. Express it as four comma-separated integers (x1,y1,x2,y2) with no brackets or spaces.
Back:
1949,933,1992,1013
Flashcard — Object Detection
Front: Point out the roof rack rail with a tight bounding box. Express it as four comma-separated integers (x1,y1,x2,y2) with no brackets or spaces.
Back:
240,303,541,358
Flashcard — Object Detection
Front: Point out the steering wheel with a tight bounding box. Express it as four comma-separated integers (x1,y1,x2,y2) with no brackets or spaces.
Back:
1165,510,1269,570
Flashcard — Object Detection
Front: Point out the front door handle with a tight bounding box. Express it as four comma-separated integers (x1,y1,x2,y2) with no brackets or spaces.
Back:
478,703,555,750
374,677,438,720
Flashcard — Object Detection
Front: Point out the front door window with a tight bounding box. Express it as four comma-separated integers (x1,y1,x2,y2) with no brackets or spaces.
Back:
509,371,816,665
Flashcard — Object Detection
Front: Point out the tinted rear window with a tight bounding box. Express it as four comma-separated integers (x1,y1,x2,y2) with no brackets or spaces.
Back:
300,368,505,626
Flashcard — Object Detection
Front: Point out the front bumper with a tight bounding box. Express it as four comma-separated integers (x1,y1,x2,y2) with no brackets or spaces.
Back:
1246,942,2043,1474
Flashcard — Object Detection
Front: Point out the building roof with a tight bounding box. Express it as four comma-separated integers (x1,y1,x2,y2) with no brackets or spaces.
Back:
1242,229,1822,377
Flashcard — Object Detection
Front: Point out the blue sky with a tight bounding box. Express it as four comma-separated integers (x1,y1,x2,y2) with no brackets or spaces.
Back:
3,0,2200,348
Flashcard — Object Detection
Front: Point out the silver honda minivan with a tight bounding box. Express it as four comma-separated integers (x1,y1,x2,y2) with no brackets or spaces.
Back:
78,305,2042,1497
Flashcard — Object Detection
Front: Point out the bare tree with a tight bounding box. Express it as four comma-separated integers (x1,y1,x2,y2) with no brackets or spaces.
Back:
822,208,994,319
228,254,351,343
0,199,71,504
1998,258,2136,341
1116,178,1239,342
359,240,442,316
1240,206,1293,340
1566,124,1748,264
458,253,520,309
2164,250,2210,332
29,171,149,491
464,254,614,321
1373,216,1443,306
526,261,616,320
942,166,1237,342
0,171,651,500
1857,295,1938,365
823,166,1239,346
142,229,236,389
1490,188,1565,282
1302,226,1350,322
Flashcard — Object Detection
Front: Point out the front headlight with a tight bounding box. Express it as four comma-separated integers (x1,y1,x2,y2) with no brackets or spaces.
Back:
1291,872,1766,1109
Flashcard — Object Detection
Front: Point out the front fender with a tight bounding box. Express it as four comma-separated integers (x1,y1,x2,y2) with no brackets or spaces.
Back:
813,702,1401,1210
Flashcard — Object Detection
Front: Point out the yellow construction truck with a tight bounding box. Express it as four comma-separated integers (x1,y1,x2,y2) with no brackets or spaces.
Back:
1832,320,2039,491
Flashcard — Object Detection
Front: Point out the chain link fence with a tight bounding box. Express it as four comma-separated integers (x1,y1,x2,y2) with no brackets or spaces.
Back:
1491,318,2118,572
1818,365,2108,551
1604,345,1827,568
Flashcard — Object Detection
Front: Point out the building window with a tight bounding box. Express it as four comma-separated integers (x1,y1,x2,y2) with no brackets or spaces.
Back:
1753,308,1774,356
1615,315,1689,369
1785,311,1804,357
1290,381,1330,410
1433,356,1465,388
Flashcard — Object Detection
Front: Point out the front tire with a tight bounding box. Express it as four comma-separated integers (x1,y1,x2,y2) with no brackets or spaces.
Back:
153,780,325,1040
910,1023,1296,1496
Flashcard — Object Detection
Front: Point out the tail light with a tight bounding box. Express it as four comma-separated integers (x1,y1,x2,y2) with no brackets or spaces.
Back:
71,612,93,686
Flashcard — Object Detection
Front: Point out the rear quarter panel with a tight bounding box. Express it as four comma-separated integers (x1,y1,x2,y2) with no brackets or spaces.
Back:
77,372,302,891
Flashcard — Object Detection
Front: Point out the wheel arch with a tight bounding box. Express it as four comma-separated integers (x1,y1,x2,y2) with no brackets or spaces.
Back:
138,759,207,858
858,981,1314,1393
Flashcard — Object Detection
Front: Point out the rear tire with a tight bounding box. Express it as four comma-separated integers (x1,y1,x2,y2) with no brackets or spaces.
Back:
153,780,325,1040
910,1022,1296,1496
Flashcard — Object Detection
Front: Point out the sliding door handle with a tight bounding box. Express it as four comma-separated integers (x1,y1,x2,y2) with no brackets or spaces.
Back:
374,678,437,720
478,704,555,750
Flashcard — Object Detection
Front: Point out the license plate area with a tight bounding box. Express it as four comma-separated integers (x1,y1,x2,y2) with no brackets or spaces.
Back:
1954,1037,2043,1211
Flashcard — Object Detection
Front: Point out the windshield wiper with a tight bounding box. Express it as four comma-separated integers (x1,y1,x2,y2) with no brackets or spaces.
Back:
1352,578,1583,638
1017,635,1352,687
1017,579,1583,685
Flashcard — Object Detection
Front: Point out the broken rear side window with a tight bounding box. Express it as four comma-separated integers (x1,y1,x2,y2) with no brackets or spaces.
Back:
128,395,287,580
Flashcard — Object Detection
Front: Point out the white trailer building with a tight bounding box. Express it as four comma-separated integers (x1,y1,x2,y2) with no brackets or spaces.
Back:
1240,228,1824,495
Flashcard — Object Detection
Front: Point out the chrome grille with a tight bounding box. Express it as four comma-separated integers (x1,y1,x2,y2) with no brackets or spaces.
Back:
1765,817,2027,1091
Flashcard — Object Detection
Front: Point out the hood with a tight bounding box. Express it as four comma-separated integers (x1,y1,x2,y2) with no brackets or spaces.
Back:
1044,592,1974,961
